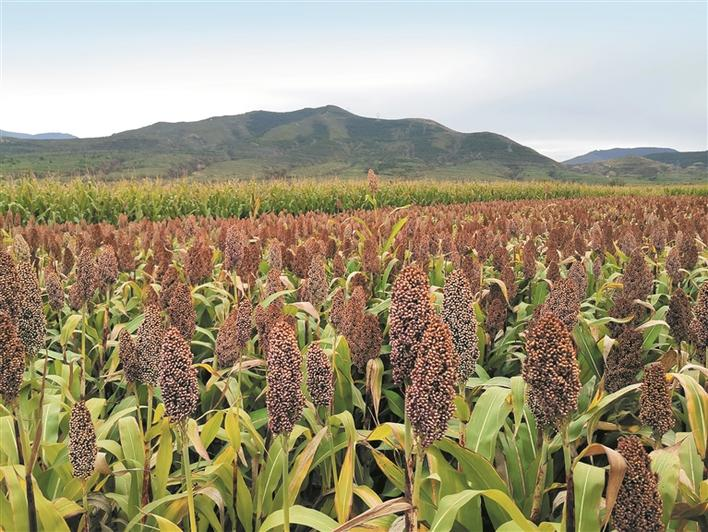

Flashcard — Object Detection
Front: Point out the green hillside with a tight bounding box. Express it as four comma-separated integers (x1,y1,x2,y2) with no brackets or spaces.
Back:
645,150,707,167
0,105,564,180
567,154,707,183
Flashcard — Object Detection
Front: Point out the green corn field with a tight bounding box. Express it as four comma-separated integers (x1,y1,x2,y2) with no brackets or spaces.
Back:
0,182,706,532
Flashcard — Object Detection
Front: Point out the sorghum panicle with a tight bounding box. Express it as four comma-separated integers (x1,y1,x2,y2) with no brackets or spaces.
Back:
306,343,334,409
0,248,21,319
442,269,479,383
96,245,119,288
118,328,140,384
167,281,196,340
689,283,707,363
639,362,674,439
389,265,434,385
406,315,459,448
69,247,97,309
136,304,165,386
265,320,305,435
604,328,644,393
15,261,46,357
613,436,664,532
0,312,26,403
68,400,97,479
666,288,693,345
158,327,199,423
522,313,580,429
44,266,64,312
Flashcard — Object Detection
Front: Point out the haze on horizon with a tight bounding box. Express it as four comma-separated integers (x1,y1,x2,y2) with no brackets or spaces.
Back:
1,1,706,162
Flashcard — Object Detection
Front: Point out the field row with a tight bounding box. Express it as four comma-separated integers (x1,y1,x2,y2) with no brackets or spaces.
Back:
1,177,708,224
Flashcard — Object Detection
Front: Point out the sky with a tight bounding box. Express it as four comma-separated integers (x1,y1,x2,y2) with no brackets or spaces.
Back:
1,1,706,161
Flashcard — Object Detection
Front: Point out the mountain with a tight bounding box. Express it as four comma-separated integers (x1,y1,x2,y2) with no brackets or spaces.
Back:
644,150,707,168
0,130,77,140
567,152,707,183
564,147,677,165
0,105,562,180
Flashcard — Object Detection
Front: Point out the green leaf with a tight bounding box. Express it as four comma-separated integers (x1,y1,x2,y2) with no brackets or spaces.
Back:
573,462,604,532
669,373,707,458
60,314,83,347
257,505,338,532
369,449,405,492
119,416,144,468
334,444,355,523
429,489,536,532
153,514,183,531
287,426,327,505
574,319,603,382
153,419,173,500
650,444,681,525
465,387,512,460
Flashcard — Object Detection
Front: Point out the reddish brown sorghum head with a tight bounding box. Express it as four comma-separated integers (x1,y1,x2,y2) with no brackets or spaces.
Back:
689,283,707,363
303,254,328,308
367,168,379,195
96,245,119,288
406,315,459,448
666,288,693,345
389,265,434,385
184,238,213,285
442,269,479,383
69,247,97,309
159,265,180,309
44,266,64,312
522,238,537,281
0,312,26,403
306,343,334,409
522,313,580,429
484,284,508,339
604,328,644,393
118,328,141,384
542,277,582,332
622,249,653,302
348,312,383,370
136,304,165,386
613,436,664,532
14,261,46,357
0,248,20,320
68,400,97,479
223,226,246,273
158,327,199,423
167,281,196,341
639,362,674,439
265,320,305,435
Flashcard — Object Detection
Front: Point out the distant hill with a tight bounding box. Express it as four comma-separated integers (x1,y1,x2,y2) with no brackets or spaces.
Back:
0,130,77,140
564,147,677,165
645,150,707,168
0,105,563,180
568,152,707,182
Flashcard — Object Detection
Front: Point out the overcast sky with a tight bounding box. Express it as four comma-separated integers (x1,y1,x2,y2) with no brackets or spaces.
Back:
1,1,706,161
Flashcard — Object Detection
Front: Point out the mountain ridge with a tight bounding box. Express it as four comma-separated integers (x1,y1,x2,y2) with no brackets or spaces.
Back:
0,129,77,140
564,147,677,165
0,105,559,179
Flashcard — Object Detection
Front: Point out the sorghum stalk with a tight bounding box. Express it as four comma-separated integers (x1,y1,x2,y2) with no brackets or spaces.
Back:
530,431,550,523
13,406,38,532
180,423,198,532
327,404,338,491
81,479,89,532
281,433,290,532
81,304,87,396
412,444,424,527
404,415,416,531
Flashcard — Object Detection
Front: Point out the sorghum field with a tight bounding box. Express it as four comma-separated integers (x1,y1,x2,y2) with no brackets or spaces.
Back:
0,180,707,532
